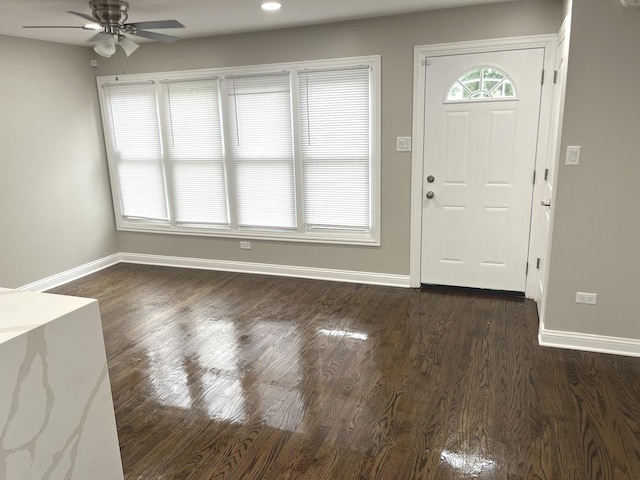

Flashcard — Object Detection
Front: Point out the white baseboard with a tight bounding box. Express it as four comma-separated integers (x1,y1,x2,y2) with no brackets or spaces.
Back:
18,254,121,292
539,324,640,358
19,252,411,292
119,252,411,288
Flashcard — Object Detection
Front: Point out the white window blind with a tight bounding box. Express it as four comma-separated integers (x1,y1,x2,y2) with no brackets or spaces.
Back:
226,73,296,229
298,67,371,230
160,78,229,226
102,82,168,222
97,56,380,245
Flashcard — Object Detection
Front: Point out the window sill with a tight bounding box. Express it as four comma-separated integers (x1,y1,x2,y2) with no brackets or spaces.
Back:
116,223,380,247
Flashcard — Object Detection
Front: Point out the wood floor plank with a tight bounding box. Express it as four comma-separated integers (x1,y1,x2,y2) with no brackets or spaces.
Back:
48,264,640,479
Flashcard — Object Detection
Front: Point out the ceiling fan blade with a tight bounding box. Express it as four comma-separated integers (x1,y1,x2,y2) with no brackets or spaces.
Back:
128,20,184,30
66,11,96,22
132,29,179,43
23,25,88,29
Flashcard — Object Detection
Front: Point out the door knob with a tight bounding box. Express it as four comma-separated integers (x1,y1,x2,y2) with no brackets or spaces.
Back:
426,191,435,199
426,175,435,183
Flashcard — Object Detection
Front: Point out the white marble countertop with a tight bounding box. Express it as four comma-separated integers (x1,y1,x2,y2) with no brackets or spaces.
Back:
0,288,94,344
0,287,124,479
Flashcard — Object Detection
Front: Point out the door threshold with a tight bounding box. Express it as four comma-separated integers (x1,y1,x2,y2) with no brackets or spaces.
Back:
420,283,525,299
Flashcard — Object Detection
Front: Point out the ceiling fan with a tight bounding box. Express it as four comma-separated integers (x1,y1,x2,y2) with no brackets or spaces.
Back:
23,0,185,58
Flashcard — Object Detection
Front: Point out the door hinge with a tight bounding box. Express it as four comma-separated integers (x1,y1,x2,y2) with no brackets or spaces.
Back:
544,168,549,181
553,70,558,84
423,58,432,67
526,262,529,274
541,69,545,85
533,170,536,185
536,258,541,269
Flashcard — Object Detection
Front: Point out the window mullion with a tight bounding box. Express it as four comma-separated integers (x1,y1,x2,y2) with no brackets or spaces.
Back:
290,71,305,233
219,78,239,230
155,81,177,227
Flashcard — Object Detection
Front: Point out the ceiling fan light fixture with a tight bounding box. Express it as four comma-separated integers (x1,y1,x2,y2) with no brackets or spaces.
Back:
94,33,116,57
25,1,183,50
119,35,139,57
261,2,282,11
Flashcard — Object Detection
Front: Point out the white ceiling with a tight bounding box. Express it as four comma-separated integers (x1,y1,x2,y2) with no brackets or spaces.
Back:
0,0,515,47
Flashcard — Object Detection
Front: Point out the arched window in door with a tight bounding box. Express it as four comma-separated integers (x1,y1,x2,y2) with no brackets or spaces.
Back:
446,66,516,102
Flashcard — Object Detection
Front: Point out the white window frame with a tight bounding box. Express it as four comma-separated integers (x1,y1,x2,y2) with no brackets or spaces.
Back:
97,55,381,246
445,65,518,104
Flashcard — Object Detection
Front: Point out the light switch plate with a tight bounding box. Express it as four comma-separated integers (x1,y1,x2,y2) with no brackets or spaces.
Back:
396,137,412,152
566,146,581,166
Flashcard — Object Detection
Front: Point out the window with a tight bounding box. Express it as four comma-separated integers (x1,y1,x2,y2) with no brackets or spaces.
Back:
101,82,167,221
227,73,296,230
160,78,227,226
98,56,380,245
299,68,371,230
446,66,516,102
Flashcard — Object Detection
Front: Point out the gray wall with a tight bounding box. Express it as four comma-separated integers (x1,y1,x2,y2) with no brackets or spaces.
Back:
95,0,561,275
0,36,117,288
545,0,640,338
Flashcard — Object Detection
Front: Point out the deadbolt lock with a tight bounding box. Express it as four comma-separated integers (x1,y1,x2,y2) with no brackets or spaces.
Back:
426,175,435,183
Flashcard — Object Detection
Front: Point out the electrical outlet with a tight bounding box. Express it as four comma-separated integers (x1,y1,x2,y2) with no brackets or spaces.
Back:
240,241,251,250
576,292,597,305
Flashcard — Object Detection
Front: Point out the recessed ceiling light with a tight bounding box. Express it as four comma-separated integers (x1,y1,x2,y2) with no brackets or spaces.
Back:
261,2,282,11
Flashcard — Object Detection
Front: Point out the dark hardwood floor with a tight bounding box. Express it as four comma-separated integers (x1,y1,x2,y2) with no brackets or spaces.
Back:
49,264,640,479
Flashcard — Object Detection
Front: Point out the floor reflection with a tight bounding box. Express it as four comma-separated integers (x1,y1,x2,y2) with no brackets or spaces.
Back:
318,328,369,341
144,323,194,411
140,317,316,432
440,449,498,476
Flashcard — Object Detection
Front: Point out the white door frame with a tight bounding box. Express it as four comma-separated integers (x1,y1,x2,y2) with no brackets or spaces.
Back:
410,34,558,297
539,16,571,330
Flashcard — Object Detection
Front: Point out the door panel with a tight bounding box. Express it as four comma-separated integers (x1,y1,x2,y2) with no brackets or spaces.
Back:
487,110,516,184
444,112,470,183
420,49,544,291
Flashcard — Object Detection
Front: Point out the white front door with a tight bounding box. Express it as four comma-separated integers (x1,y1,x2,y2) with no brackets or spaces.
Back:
420,48,544,291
